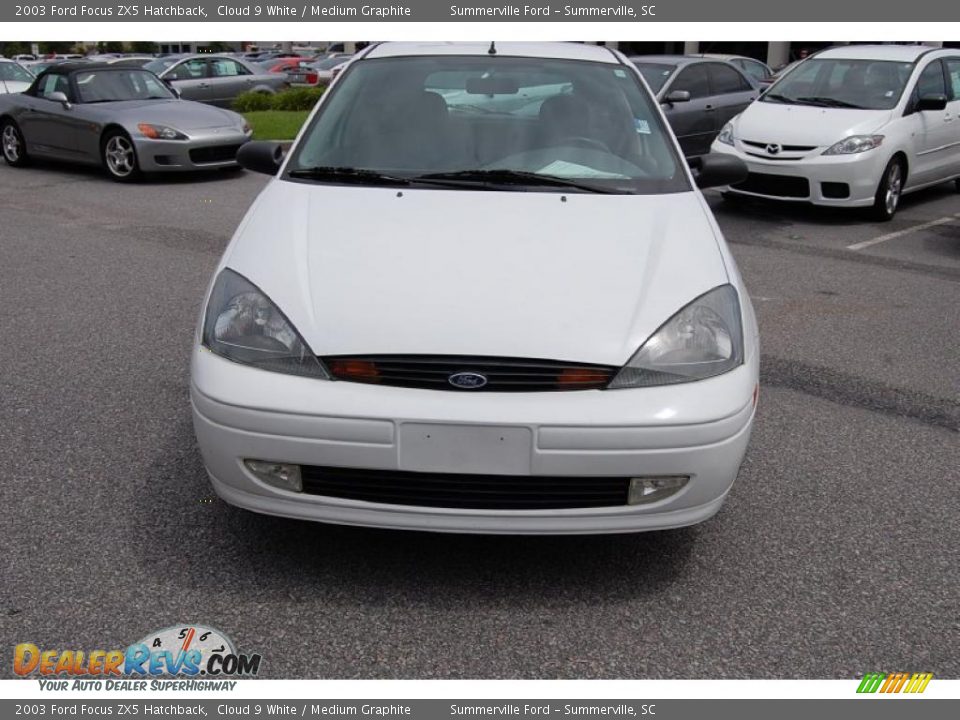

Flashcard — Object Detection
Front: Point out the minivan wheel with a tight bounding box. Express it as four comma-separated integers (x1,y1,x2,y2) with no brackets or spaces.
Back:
1,120,29,167
871,158,904,221
101,130,141,182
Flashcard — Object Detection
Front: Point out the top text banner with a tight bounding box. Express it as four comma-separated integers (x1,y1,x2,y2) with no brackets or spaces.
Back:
5,0,960,22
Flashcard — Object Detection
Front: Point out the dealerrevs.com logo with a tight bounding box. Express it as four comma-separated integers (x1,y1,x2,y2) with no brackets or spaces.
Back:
14,625,262,690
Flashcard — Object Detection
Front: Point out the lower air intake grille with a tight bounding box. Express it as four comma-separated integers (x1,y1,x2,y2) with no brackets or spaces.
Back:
189,144,242,164
321,355,617,392
300,466,631,510
733,172,810,198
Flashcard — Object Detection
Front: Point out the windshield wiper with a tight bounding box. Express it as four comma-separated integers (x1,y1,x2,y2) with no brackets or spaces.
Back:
287,166,412,186
762,93,798,104
795,96,865,109
413,169,625,194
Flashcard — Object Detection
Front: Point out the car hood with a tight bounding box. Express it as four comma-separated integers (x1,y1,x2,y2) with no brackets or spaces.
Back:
0,80,30,94
223,182,730,366
97,99,242,129
734,100,893,146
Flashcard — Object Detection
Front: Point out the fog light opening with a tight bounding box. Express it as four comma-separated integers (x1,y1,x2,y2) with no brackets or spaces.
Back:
628,475,689,505
244,460,303,492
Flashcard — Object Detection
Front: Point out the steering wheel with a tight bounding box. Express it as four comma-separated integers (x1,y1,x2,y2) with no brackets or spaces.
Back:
556,136,611,152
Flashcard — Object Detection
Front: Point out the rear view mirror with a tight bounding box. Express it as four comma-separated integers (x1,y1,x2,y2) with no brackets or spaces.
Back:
237,141,284,176
48,91,71,109
466,76,520,95
663,90,691,105
917,93,947,112
689,153,749,190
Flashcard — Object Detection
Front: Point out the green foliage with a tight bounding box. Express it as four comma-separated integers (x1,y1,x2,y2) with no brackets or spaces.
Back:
232,87,324,113
232,91,275,113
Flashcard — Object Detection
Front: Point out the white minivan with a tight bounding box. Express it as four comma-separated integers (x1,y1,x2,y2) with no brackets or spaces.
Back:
190,42,758,535
712,45,960,220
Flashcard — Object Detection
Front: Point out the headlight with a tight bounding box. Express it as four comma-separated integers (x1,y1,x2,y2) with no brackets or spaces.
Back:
137,123,187,140
609,285,744,389
202,268,329,378
242,121,252,135
716,122,735,146
822,135,884,155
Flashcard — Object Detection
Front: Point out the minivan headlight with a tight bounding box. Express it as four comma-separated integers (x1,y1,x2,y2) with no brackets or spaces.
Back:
609,285,743,388
822,135,884,155
717,122,735,146
202,268,329,378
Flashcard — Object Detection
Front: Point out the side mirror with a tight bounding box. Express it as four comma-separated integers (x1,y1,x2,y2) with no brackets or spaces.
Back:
917,93,947,112
48,91,71,109
689,153,749,190
662,89,691,106
237,141,284,175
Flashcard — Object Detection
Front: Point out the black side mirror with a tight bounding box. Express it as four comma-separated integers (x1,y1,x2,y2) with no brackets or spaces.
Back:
689,153,749,190
917,93,948,112
237,141,284,175
662,89,691,106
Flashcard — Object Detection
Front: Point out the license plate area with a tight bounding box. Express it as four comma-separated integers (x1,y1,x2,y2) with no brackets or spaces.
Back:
399,424,532,475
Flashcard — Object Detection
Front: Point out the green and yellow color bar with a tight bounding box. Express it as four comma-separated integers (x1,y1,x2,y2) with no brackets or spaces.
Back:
857,672,933,694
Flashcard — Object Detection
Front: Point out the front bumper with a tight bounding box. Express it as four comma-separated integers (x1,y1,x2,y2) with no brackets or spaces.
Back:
134,130,251,172
711,140,889,207
190,348,758,535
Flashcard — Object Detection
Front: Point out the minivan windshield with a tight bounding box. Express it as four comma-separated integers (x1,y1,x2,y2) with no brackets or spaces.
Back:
286,55,689,195
762,58,914,110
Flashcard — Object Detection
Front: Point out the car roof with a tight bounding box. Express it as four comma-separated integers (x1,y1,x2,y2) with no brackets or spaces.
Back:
364,42,620,64
628,55,709,66
38,61,118,74
815,44,943,62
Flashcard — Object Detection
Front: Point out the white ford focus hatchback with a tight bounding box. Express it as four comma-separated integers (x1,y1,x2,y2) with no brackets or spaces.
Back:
191,42,758,534
712,45,960,220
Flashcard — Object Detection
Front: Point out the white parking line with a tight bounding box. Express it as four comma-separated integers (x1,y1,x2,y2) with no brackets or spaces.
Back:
847,214,960,251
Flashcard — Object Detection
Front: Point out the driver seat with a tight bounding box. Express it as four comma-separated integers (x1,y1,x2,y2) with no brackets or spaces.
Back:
538,94,593,147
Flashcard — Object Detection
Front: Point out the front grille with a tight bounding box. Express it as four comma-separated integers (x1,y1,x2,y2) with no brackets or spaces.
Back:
189,144,242,164
300,466,631,509
742,140,817,152
733,172,810,198
745,152,803,161
321,355,618,392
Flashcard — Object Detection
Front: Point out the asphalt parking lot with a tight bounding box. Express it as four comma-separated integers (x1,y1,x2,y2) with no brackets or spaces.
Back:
1,161,958,679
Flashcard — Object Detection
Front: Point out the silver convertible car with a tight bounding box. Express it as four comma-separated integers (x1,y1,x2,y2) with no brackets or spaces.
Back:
0,63,252,181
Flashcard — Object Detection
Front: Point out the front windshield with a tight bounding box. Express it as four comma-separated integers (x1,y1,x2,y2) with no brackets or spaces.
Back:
0,62,34,83
763,58,914,110
633,62,676,93
287,55,687,195
74,69,174,103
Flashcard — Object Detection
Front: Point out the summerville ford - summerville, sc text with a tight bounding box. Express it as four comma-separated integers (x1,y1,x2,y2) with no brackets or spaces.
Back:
26,4,656,18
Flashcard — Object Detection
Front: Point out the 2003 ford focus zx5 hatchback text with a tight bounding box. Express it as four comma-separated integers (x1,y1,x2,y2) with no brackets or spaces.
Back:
190,42,759,534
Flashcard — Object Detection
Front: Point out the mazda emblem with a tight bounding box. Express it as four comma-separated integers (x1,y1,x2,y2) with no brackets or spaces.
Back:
766,143,782,155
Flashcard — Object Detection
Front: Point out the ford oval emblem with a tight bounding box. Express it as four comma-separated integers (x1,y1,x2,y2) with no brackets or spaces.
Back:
448,372,488,389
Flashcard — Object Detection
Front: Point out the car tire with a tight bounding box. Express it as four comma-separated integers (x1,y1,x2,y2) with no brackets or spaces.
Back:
1,119,29,167
870,157,904,222
101,129,141,182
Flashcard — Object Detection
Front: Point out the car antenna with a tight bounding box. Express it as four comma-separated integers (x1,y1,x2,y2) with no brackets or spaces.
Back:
488,41,497,56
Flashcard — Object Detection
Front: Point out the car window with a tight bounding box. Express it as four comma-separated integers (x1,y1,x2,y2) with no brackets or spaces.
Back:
210,58,250,77
631,62,675,93
916,60,946,97
708,63,751,94
35,73,71,100
168,59,208,81
946,59,960,100
739,59,770,82
0,62,33,83
670,64,710,99
288,55,689,195
763,58,914,110
74,69,173,103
